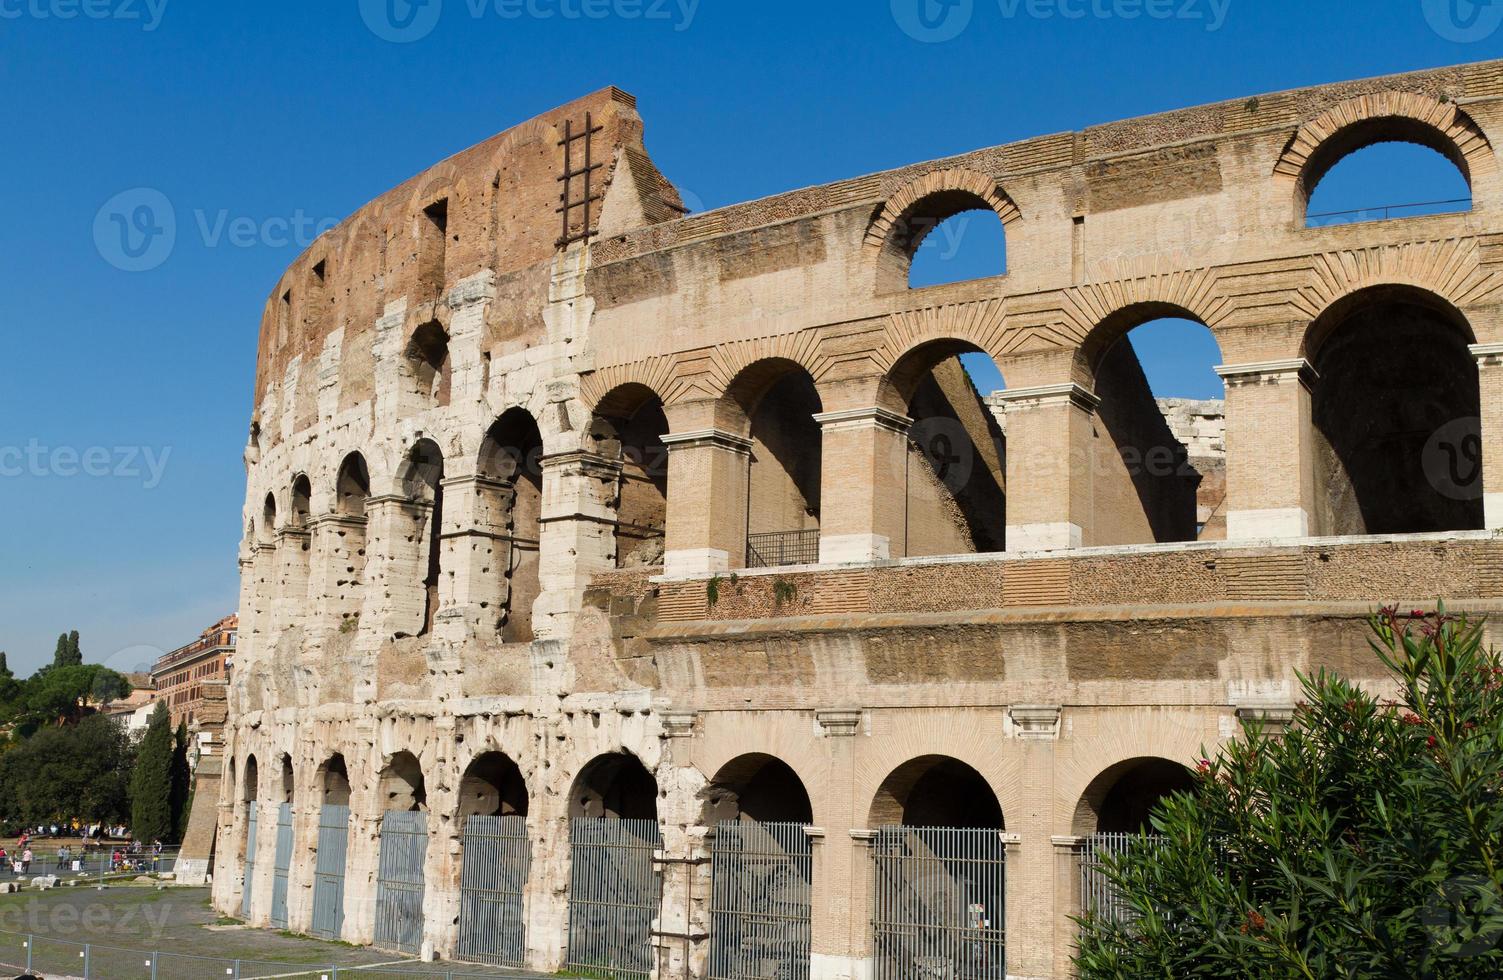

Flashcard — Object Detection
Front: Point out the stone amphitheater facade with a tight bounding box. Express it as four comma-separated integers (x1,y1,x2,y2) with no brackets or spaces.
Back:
215,60,1503,980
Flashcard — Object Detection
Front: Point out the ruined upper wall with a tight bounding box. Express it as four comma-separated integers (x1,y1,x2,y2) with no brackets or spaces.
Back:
252,85,685,399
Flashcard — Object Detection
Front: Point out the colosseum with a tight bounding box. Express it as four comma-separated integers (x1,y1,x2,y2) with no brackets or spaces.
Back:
212,57,1503,980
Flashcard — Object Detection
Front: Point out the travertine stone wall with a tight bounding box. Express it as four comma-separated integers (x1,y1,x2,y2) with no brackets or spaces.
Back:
220,62,1503,980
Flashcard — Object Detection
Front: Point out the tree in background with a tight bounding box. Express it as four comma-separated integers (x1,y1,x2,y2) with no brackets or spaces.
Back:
0,714,133,830
11,664,131,734
129,702,175,844
0,652,11,678
170,719,191,841
1075,607,1503,979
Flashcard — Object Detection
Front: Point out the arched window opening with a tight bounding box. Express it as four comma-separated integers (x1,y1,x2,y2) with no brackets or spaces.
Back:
869,755,1003,829
320,754,351,807
1308,288,1482,535
260,494,278,546
908,209,1007,289
890,343,1008,557
701,754,813,825
280,756,294,805
1074,757,1195,836
291,476,312,528
379,751,427,812
479,410,544,643
728,361,823,569
1305,138,1472,228
336,453,371,518
243,755,259,805
400,439,446,637
405,320,452,407
1085,313,1224,545
570,752,658,820
592,385,669,569
459,752,529,819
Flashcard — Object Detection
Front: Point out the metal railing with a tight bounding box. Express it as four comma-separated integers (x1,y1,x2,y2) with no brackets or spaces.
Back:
709,821,811,980
1080,832,1166,926
746,530,820,569
0,846,180,883
871,827,1006,980
1307,196,1471,227
0,928,522,980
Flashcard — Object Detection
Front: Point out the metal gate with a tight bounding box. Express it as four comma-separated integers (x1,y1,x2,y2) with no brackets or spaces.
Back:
709,820,812,980
270,803,294,928
374,810,429,954
566,817,662,979
456,815,531,966
871,827,1006,980
310,804,350,940
1080,833,1163,926
240,806,258,918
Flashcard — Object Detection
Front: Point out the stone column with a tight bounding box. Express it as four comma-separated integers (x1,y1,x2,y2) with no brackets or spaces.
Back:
1050,835,1085,980
271,526,311,636
814,408,912,564
245,543,279,652
436,474,513,637
661,430,753,576
993,383,1099,551
361,494,432,640
535,450,622,638
308,514,368,630
1471,343,1503,529
1215,359,1319,540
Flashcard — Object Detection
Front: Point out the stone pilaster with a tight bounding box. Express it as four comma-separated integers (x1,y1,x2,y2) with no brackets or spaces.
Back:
437,474,514,638
309,513,368,630
661,429,753,575
535,450,622,639
361,494,435,640
1216,358,1319,540
271,527,311,636
995,383,1099,551
1471,343,1503,529
814,407,912,564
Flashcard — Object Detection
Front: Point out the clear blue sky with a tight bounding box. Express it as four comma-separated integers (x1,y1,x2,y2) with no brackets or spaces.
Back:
0,0,1493,675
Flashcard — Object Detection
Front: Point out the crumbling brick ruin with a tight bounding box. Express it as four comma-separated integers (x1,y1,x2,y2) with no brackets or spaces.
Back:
216,61,1503,979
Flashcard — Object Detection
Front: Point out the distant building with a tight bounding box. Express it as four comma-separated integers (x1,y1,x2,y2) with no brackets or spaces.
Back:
99,685,159,738
151,615,236,746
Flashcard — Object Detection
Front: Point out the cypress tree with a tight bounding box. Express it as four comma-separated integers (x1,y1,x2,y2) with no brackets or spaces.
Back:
52,633,69,669
170,719,192,842
66,631,82,667
130,702,175,843
0,652,10,679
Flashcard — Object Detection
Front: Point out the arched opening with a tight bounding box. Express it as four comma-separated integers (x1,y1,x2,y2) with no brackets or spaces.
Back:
724,360,823,569
320,754,351,807
331,453,371,629
1081,309,1225,545
279,755,294,804
479,409,543,643
405,320,451,407
1307,286,1482,535
703,755,815,980
457,751,532,967
868,756,1006,978
378,751,427,812
400,439,446,637
290,476,311,527
869,755,1004,829
702,754,813,825
459,751,529,819
592,384,669,569
908,209,1007,289
260,494,277,545
887,342,1008,557
243,755,259,804
1301,121,1473,228
570,752,658,820
1073,757,1196,836
239,754,259,918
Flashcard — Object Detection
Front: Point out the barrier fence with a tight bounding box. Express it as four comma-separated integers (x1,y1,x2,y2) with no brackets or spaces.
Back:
0,847,180,883
709,820,811,980
565,817,661,980
1079,832,1166,927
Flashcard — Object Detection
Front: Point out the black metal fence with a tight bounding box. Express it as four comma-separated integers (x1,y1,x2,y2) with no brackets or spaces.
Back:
746,529,821,568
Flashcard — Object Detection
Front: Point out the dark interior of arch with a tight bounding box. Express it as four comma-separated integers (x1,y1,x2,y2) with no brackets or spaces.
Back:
592,388,669,569
460,751,529,818
481,411,544,643
380,752,427,812
322,755,351,807
405,319,452,406
291,475,311,527
702,755,813,824
243,756,259,803
337,454,370,517
280,757,294,804
1312,296,1483,535
904,355,1007,555
573,753,658,820
871,756,1003,829
1093,758,1196,834
261,494,277,542
402,439,446,637
746,370,823,540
